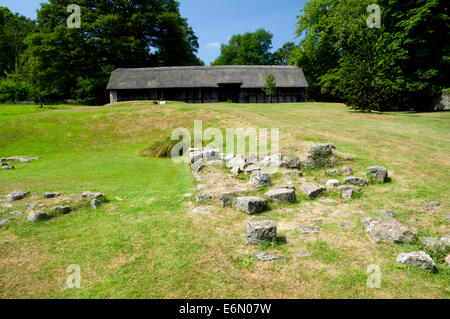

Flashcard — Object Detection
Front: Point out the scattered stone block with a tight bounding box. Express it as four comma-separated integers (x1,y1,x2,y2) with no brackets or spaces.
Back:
1,156,41,163
367,166,388,183
396,251,436,272
81,191,106,202
342,166,353,175
344,177,368,186
299,183,325,198
90,199,101,209
299,226,320,235
342,189,353,200
0,218,8,228
191,162,205,173
252,251,286,261
203,149,221,162
8,211,22,217
281,156,301,169
234,196,267,214
189,151,203,164
337,185,361,192
196,194,212,204
45,192,61,198
326,179,340,188
325,170,339,176
27,211,50,222
250,171,271,188
362,217,416,243
423,201,441,208
264,188,296,203
244,164,261,174
53,206,71,214
6,190,30,201
377,209,396,218
294,250,312,258
247,220,277,245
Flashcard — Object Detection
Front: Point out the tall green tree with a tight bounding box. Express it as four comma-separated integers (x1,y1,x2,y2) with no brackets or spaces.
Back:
18,0,203,104
272,41,296,65
293,0,449,110
0,7,34,76
212,29,274,65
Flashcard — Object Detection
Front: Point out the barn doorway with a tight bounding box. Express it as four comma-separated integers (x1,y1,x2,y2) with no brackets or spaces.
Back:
218,83,241,103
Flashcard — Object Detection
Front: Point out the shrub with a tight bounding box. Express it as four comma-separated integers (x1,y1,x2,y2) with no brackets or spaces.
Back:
0,77,35,103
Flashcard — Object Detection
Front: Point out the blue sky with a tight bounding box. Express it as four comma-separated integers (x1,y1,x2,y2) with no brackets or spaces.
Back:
1,0,307,65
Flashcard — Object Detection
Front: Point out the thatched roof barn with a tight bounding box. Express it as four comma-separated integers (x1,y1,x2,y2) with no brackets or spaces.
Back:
107,65,308,103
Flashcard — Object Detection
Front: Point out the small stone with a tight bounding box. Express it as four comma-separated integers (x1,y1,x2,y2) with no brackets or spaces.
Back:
45,192,61,198
252,251,286,261
6,190,30,201
1,203,13,208
114,197,123,201
8,211,22,217
443,214,450,221
362,217,416,243
344,177,368,186
423,201,441,208
53,206,71,214
247,220,277,245
81,191,106,202
396,251,436,272
234,196,267,214
203,149,221,162
184,193,193,198
249,171,271,188
197,184,206,191
337,185,361,192
445,254,450,266
377,209,396,218
342,189,353,200
219,190,240,208
366,166,388,183
0,218,9,228
196,194,212,204
264,188,297,203
299,183,325,198
294,250,312,258
299,226,320,235
244,164,261,174
342,166,353,175
421,237,442,250
90,199,101,209
281,156,301,169
326,179,340,188
189,151,203,164
27,211,50,222
191,162,205,173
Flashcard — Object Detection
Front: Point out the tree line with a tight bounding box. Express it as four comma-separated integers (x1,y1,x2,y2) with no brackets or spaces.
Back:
0,0,203,105
212,0,449,111
0,0,448,111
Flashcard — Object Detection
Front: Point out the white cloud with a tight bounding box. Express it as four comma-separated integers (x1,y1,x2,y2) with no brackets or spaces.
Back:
205,42,221,49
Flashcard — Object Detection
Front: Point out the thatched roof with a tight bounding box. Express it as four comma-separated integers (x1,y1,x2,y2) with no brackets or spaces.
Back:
107,66,308,90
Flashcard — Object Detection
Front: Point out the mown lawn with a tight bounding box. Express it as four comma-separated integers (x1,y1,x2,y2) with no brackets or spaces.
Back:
0,102,449,298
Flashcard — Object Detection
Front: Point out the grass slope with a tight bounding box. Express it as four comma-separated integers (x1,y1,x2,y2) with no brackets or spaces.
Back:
0,102,449,298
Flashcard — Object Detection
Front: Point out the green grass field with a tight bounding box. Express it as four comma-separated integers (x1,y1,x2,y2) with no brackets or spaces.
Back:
0,102,449,298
